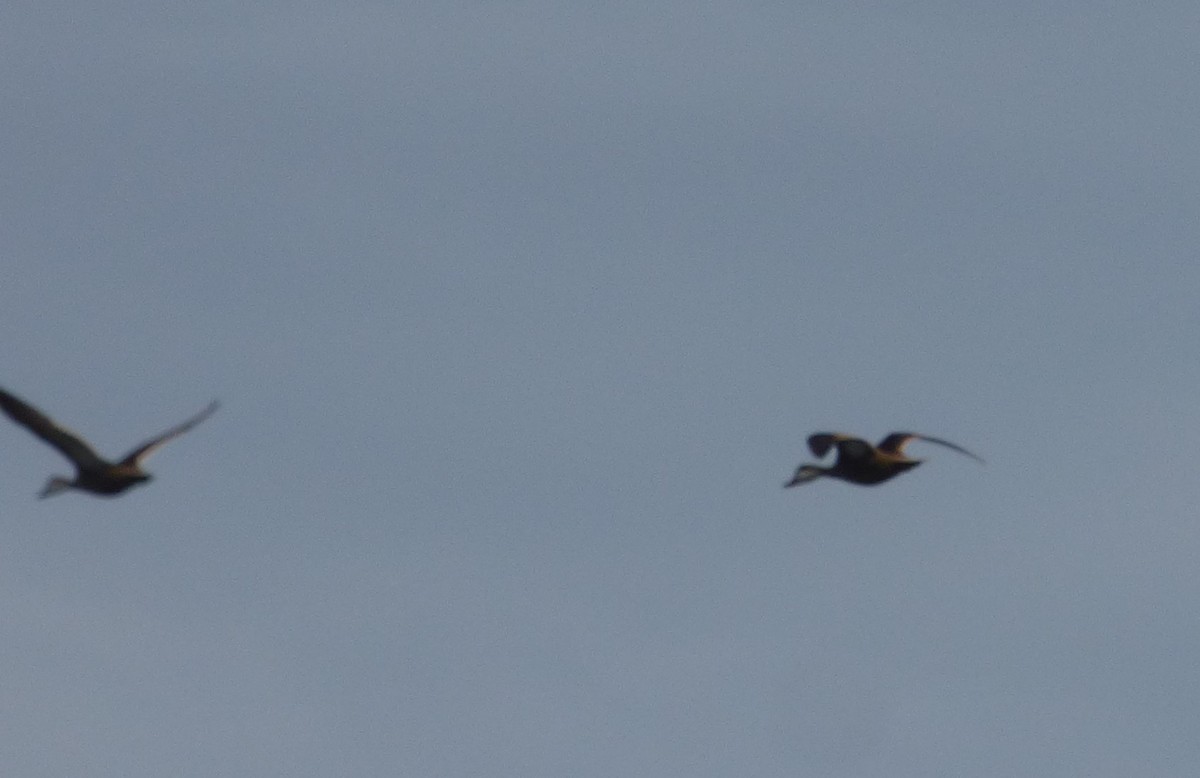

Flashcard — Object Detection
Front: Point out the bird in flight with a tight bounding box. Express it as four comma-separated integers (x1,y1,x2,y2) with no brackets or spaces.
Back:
0,388,218,498
785,432,983,487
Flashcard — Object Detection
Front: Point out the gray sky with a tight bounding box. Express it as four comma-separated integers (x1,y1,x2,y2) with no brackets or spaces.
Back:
3,3,1199,775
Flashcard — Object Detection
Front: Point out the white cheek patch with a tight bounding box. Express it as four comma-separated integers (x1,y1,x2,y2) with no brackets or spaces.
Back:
787,466,824,486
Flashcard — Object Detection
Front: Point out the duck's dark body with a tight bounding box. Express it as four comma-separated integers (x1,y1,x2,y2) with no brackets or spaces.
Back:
73,467,153,496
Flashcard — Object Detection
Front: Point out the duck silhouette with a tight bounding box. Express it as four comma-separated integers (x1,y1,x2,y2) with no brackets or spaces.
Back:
0,388,218,497
785,432,982,487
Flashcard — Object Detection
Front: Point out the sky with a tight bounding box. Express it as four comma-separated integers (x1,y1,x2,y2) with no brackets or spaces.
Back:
2,3,1200,775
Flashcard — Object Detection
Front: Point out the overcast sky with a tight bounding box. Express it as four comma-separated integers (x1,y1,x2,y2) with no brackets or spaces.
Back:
2,3,1199,776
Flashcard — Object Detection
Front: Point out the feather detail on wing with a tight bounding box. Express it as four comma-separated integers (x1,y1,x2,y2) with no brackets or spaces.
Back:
0,389,107,469
119,400,219,465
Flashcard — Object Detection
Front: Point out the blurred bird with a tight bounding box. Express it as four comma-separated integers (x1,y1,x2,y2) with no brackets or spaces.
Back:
0,387,218,498
785,432,983,487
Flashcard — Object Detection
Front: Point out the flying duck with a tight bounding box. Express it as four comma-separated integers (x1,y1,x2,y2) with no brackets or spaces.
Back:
785,432,983,487
0,387,218,498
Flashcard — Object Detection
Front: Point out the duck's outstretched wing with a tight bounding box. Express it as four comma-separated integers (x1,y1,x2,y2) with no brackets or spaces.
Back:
807,433,864,458
0,388,108,470
119,400,219,465
878,432,984,464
